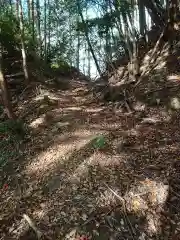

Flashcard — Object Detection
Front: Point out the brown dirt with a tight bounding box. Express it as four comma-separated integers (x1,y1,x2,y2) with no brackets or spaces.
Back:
1,45,180,239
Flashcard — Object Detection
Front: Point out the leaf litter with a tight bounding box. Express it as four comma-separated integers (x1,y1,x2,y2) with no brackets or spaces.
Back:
0,79,180,240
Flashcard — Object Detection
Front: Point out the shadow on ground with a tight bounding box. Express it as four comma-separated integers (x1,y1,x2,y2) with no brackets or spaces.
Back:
2,47,180,239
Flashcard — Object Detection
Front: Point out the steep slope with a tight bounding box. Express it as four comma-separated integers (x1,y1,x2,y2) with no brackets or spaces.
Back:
1,25,180,240
1,48,180,240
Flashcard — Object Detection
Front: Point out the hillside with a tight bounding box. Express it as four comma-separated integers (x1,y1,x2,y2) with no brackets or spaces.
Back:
1,33,180,240
1,1,180,240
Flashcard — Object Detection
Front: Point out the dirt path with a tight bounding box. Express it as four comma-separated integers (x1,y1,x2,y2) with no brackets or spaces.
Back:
0,81,180,240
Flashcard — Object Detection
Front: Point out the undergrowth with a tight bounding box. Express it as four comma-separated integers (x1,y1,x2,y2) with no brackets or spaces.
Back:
0,120,29,167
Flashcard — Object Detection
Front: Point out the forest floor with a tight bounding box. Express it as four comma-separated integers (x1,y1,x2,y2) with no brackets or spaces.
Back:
1,44,180,239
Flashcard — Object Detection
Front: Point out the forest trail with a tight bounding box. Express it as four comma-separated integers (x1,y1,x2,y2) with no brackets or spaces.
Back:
2,0,180,239
1,74,180,240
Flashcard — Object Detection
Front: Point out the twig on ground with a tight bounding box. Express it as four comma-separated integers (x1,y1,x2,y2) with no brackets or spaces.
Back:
103,183,136,239
23,214,42,239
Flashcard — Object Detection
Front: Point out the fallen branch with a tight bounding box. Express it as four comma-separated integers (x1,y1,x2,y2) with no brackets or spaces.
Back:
23,214,42,239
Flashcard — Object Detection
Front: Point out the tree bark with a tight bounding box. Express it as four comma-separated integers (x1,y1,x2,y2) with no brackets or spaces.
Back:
47,0,51,61
143,0,164,27
18,0,29,84
27,0,31,22
0,46,15,119
31,0,35,42
9,0,13,14
44,0,47,62
167,0,178,23
36,0,42,56
138,0,146,36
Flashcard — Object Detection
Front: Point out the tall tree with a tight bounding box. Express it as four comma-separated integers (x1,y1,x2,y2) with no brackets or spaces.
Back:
27,0,31,22
77,0,102,76
47,0,51,61
36,0,42,56
44,0,47,61
138,0,146,36
143,0,164,27
18,0,29,84
0,38,15,119
31,0,35,42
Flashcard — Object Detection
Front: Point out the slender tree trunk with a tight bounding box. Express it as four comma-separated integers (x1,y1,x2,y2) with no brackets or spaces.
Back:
77,0,101,76
138,0,146,36
131,0,139,79
122,13,133,61
9,0,13,14
112,1,129,57
16,0,19,18
31,0,35,42
44,0,47,61
76,28,80,70
88,46,91,77
29,0,32,21
0,46,15,119
143,0,164,27
47,0,51,61
36,0,42,56
18,0,29,84
27,0,31,22
167,0,178,23
68,13,73,66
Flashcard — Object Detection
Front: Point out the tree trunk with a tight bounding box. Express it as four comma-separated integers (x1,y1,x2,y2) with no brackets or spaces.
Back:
68,13,73,66
16,0,19,18
36,0,42,56
27,0,31,22
76,26,80,70
31,0,35,42
167,0,178,23
0,46,15,119
44,0,47,62
131,0,139,80
77,0,102,76
143,0,164,27
138,0,146,36
9,0,13,14
18,0,29,84
122,13,133,61
47,0,51,61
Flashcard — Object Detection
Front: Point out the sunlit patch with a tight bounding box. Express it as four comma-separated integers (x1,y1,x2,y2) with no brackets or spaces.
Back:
133,101,146,111
124,179,169,235
85,107,104,113
29,115,46,128
141,117,161,124
98,179,169,236
96,188,118,208
64,228,77,239
167,75,180,82
33,90,59,102
154,60,166,69
64,107,83,111
170,97,180,109
146,213,161,235
89,152,126,166
25,130,103,178
33,208,46,220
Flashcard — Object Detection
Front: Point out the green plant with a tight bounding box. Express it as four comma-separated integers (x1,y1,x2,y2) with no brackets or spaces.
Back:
93,135,107,150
